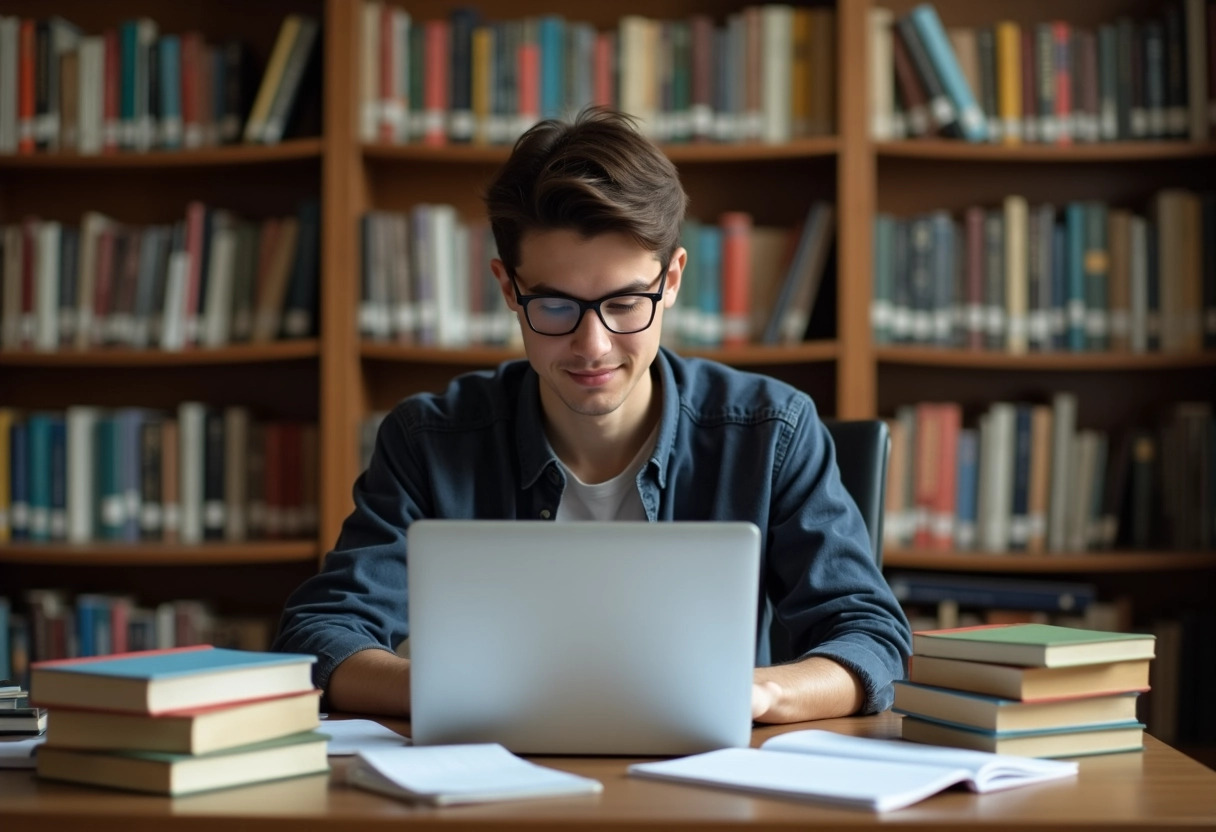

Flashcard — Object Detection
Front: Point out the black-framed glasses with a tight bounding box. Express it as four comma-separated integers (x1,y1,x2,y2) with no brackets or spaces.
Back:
509,265,668,336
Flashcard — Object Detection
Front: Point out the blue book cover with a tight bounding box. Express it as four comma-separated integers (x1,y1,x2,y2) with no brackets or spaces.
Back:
955,428,979,548
538,15,565,120
677,219,702,348
25,414,53,542
158,35,182,148
909,4,987,142
9,421,28,541
33,645,315,680
1064,202,1087,351
48,415,66,541
698,224,723,348
0,597,10,681
871,214,896,345
119,21,139,144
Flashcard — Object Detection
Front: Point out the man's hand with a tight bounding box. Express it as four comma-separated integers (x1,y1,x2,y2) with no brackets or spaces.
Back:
327,648,412,716
751,657,865,723
752,679,783,720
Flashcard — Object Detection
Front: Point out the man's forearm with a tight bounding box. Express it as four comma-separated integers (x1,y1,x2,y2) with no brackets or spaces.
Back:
752,656,865,723
326,648,412,716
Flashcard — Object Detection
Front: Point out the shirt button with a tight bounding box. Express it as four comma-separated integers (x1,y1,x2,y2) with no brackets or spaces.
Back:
540,509,552,519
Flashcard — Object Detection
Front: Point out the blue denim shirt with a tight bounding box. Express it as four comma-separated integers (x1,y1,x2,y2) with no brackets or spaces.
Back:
273,348,911,712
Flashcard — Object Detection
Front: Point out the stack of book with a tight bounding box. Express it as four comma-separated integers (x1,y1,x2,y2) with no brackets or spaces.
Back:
895,623,1156,758
28,644,329,795
0,679,46,737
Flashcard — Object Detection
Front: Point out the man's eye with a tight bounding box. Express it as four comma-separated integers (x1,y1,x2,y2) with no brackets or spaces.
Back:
605,299,642,314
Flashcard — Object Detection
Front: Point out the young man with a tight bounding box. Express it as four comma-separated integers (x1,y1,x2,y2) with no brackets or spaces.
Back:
272,108,910,722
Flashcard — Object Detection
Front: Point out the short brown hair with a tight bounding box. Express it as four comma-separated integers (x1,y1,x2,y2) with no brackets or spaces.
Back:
483,108,688,274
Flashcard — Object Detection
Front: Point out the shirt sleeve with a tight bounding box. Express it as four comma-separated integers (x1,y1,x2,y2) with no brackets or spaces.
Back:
764,397,912,713
271,407,427,693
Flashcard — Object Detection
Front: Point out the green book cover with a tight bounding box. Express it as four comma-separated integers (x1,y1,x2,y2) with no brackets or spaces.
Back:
921,623,1151,646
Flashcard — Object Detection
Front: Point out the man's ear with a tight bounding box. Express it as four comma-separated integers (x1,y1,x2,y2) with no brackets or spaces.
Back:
490,259,519,311
662,247,687,308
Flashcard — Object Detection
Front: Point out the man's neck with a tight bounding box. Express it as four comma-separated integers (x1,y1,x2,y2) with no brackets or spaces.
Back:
542,370,661,485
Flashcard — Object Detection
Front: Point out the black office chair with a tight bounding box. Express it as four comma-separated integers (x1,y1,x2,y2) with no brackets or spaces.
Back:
767,419,891,664
822,419,890,569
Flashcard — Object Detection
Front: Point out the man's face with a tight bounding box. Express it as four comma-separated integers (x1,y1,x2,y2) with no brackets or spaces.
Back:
492,230,683,423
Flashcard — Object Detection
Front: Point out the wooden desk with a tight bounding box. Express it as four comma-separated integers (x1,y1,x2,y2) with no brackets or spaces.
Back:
2,712,1215,831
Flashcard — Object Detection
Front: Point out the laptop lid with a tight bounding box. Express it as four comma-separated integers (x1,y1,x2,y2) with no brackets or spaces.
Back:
407,520,760,756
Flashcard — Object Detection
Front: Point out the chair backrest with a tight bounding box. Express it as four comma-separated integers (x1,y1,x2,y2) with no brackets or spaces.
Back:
766,419,891,665
822,419,890,568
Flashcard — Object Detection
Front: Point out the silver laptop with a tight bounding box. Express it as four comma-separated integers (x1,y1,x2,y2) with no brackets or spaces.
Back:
407,520,760,756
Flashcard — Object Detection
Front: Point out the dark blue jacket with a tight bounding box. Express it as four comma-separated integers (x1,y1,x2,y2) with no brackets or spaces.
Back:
273,348,911,712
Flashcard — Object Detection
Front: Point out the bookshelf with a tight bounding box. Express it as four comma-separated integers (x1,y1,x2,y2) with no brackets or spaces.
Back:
1,0,1214,758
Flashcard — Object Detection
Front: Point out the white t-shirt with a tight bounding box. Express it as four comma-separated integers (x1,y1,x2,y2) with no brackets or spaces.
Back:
554,421,659,522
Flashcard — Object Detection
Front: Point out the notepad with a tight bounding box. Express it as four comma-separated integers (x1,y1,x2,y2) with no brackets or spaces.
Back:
628,729,1078,812
347,743,603,806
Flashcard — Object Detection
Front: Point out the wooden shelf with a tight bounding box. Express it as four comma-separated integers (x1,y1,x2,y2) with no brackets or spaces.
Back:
360,340,839,366
362,136,839,164
0,541,319,566
875,347,1216,371
885,548,1216,573
875,139,1216,162
0,340,320,367
0,139,324,169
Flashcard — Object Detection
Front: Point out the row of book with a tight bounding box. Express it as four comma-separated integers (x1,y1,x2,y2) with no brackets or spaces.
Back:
29,646,327,795
0,13,319,155
359,202,836,350
1,592,274,687
870,3,1215,143
884,395,1216,554
895,623,1154,757
0,200,320,353
0,404,319,545
357,2,836,147
872,190,1216,354
667,203,835,350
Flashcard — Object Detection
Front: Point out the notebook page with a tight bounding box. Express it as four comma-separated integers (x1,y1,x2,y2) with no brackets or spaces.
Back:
760,730,1078,792
350,743,602,805
629,747,970,811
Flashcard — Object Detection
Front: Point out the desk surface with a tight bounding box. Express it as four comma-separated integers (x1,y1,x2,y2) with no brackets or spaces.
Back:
2,712,1215,832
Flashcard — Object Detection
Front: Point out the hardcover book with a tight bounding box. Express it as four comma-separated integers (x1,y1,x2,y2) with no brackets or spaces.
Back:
36,730,329,796
30,645,316,714
912,623,1155,668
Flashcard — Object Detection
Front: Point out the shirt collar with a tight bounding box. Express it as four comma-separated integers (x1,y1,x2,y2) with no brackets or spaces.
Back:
513,348,680,491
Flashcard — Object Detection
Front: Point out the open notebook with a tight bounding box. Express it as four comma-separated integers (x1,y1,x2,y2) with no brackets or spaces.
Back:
628,729,1078,812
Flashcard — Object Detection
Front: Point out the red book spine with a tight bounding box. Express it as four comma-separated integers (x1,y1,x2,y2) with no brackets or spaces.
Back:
424,20,449,146
719,211,752,348
593,32,614,109
182,201,206,346
1052,21,1072,146
517,40,539,127
180,32,201,148
103,29,121,153
912,402,938,549
17,20,35,154
262,422,283,539
932,403,962,551
378,4,396,144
